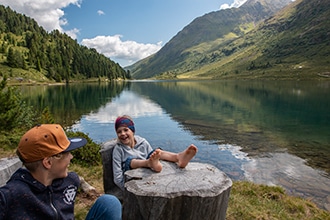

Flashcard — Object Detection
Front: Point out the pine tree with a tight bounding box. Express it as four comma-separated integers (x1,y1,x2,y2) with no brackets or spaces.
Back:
0,76,23,130
0,77,38,131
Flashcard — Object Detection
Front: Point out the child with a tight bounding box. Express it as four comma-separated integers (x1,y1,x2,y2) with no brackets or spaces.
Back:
112,115,198,190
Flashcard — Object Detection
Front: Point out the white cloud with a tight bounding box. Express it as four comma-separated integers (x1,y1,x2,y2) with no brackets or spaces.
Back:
97,10,105,15
0,0,81,33
81,35,162,66
65,28,80,39
220,0,247,10
0,0,161,66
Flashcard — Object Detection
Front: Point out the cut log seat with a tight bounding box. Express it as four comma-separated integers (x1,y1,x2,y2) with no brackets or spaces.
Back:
100,139,232,219
123,161,232,220
100,139,123,201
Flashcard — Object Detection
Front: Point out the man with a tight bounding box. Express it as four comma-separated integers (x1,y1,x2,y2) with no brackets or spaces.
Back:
0,124,121,220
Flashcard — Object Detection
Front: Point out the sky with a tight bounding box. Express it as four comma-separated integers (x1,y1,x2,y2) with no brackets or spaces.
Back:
0,0,247,67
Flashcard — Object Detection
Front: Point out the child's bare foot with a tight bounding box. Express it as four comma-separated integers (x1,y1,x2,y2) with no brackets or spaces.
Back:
148,149,162,172
177,144,198,168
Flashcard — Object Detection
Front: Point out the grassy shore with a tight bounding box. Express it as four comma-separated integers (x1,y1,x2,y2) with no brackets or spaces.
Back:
69,163,330,220
1,73,329,219
1,143,329,219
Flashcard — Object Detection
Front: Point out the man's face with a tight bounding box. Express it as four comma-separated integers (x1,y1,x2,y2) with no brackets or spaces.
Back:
49,152,73,179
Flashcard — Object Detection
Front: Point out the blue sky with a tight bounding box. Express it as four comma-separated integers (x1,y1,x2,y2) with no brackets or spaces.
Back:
0,0,247,67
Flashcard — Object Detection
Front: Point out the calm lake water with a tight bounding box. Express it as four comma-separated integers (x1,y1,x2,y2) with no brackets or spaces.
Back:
20,80,330,211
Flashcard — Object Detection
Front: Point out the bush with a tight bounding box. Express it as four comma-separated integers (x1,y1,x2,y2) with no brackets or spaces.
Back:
66,130,102,167
0,76,40,150
0,76,39,131
0,77,102,167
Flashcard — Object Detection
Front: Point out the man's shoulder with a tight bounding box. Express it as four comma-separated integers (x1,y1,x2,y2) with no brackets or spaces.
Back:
63,172,80,185
0,168,31,190
0,170,34,203
67,171,79,179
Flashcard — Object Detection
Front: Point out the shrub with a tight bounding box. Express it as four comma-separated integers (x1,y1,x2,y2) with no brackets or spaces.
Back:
66,130,102,167
0,76,40,150
0,77,102,167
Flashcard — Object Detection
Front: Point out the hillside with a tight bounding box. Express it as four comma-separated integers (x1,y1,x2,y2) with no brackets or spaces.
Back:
129,0,330,80
0,5,129,84
129,0,292,79
191,0,330,80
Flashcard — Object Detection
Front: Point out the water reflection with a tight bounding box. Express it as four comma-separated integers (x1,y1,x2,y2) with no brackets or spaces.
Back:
243,152,330,210
21,82,128,125
72,89,330,211
19,80,330,210
71,91,165,143
130,80,330,174
82,91,163,124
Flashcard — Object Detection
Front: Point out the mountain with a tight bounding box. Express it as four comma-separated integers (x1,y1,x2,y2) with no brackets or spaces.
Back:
129,0,329,80
0,5,129,83
129,0,292,79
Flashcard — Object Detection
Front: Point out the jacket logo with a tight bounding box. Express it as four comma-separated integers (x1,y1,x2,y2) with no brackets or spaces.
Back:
63,185,77,205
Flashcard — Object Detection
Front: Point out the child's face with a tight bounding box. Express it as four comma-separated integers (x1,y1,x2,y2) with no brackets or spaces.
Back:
116,126,135,147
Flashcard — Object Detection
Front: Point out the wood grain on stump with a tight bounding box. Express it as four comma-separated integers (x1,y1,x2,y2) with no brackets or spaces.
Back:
100,139,123,201
123,161,232,220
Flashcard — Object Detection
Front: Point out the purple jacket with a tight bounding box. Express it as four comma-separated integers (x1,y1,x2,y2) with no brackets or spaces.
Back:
0,168,80,220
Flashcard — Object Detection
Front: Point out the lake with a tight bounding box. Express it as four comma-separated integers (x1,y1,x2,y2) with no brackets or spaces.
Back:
20,80,330,211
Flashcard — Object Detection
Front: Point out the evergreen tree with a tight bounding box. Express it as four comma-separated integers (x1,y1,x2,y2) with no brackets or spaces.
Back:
6,47,15,67
0,77,36,131
6,47,24,68
0,5,127,81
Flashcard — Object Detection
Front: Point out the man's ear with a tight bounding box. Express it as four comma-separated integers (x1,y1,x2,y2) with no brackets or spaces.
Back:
41,157,52,169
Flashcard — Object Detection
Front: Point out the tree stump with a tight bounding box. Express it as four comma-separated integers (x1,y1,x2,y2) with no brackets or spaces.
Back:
100,139,123,201
123,161,232,220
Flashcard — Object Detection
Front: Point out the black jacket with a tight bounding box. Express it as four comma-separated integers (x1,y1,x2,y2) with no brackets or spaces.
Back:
0,168,80,220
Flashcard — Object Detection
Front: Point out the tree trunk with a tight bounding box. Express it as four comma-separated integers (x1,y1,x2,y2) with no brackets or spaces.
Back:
123,161,232,220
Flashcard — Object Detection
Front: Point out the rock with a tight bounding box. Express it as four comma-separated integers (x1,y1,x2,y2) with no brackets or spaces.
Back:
79,176,96,193
0,157,22,187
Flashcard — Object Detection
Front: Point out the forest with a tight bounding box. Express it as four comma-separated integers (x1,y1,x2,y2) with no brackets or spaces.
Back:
0,5,130,83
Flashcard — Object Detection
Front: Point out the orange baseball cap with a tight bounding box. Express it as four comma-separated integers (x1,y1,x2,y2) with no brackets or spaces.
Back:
17,124,87,163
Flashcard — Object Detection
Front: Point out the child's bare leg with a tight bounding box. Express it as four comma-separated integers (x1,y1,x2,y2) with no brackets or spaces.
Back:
177,144,198,168
130,149,162,172
130,159,149,169
147,149,162,172
160,144,198,168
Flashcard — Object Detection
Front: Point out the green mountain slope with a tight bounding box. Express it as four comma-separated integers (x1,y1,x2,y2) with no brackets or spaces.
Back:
129,0,292,79
0,5,129,84
130,0,329,80
192,0,330,80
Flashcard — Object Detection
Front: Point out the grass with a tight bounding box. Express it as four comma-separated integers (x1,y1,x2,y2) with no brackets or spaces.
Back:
0,63,50,83
70,164,104,219
1,135,329,219
1,80,329,219
69,163,330,220
227,181,330,220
